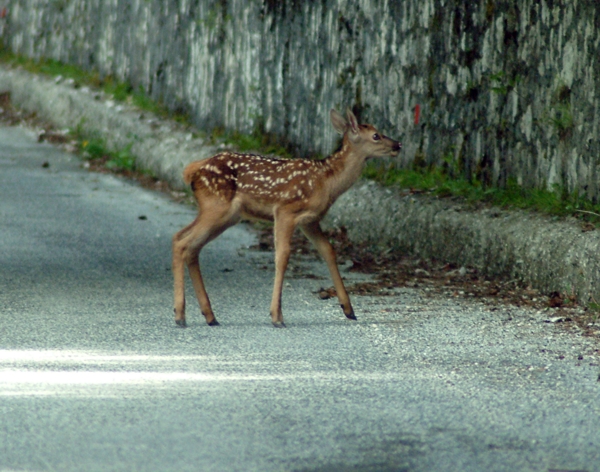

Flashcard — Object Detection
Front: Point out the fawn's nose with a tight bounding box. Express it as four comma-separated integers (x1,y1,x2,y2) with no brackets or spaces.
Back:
392,141,402,152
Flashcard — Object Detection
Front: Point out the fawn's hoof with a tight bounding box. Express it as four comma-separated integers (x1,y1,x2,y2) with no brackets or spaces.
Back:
175,318,187,328
272,321,287,328
207,319,220,326
344,309,357,321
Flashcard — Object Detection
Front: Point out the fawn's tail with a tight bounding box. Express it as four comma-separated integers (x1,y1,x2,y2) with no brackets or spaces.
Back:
183,160,206,186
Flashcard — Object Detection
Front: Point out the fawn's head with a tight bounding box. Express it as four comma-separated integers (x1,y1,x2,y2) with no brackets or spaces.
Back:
330,108,401,159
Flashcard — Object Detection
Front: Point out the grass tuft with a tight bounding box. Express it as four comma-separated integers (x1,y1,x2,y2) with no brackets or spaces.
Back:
205,124,293,158
0,44,185,121
78,130,136,172
363,161,600,226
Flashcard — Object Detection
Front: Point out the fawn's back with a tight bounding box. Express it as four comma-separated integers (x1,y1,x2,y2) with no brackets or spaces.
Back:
184,151,332,222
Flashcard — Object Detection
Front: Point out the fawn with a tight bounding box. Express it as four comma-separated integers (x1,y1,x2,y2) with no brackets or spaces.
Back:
172,108,401,327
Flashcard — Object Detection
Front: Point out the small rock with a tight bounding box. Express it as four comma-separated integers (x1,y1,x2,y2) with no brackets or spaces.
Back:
548,291,563,308
317,287,336,300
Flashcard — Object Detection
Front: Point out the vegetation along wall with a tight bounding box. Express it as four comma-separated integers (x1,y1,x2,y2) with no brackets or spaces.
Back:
2,0,600,199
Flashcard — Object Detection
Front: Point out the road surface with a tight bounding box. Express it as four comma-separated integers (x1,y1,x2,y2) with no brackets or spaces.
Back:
0,125,599,471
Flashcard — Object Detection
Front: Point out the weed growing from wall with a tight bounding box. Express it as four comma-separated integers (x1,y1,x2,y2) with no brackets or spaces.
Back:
543,81,574,141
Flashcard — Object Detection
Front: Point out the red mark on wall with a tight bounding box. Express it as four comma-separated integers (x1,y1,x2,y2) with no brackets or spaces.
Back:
0,8,7,19
414,104,421,125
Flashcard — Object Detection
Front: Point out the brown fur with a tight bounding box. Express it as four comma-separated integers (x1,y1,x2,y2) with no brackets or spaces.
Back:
172,108,401,327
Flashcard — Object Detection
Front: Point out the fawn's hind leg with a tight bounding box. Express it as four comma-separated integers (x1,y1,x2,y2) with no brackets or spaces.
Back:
172,200,239,327
300,221,355,320
172,220,196,327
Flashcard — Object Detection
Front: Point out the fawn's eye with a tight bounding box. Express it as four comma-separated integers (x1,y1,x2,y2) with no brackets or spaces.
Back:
372,133,381,141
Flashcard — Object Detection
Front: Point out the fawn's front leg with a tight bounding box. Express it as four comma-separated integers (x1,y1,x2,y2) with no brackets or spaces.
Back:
300,221,356,320
269,213,296,328
187,253,219,326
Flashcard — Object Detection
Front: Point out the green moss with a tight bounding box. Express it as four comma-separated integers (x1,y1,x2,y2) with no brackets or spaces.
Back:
363,161,600,225
0,45,188,123
548,103,574,140
105,143,136,171
0,48,98,86
75,127,136,172
488,71,521,96
207,124,293,158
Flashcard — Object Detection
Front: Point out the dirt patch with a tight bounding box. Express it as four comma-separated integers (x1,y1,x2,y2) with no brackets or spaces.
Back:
252,225,599,338
0,90,38,126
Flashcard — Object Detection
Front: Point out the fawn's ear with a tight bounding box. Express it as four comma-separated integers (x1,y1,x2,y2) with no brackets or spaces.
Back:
330,109,348,135
345,108,360,135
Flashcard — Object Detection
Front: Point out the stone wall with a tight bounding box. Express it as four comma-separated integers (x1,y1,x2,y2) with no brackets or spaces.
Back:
2,0,599,198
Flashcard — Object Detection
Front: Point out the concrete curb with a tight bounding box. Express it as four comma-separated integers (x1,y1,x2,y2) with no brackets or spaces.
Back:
326,181,600,303
2,66,600,304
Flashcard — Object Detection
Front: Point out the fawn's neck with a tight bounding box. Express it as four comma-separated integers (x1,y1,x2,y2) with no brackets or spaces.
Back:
322,139,367,202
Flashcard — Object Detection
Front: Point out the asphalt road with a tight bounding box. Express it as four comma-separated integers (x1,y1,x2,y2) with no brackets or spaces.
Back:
1,125,599,472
